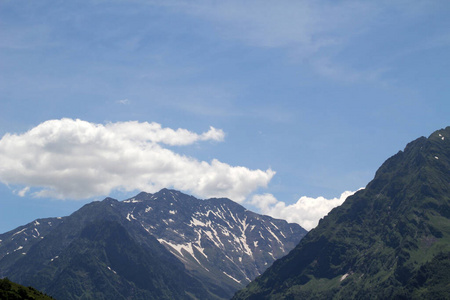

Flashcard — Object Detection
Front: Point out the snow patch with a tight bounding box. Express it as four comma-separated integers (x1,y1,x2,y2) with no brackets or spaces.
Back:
266,226,283,247
190,217,206,227
206,210,218,218
140,223,155,235
126,213,137,221
221,228,230,236
205,230,224,249
157,239,207,268
228,208,238,224
223,271,241,283
12,228,26,237
123,198,142,203
270,222,279,230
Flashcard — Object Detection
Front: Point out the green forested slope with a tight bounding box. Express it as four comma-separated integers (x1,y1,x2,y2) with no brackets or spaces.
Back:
234,127,450,299
0,278,54,300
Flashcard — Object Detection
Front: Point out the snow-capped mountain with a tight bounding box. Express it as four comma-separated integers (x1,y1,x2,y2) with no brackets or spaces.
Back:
118,189,306,294
0,189,306,299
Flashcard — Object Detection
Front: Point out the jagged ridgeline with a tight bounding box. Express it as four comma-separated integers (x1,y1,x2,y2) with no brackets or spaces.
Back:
0,189,306,300
233,127,450,299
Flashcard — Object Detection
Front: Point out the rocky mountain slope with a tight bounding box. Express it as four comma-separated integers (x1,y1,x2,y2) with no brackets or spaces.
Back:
0,189,306,299
234,127,450,299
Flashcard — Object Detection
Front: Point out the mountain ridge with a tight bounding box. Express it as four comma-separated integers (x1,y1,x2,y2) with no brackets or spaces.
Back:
0,189,306,299
233,126,450,299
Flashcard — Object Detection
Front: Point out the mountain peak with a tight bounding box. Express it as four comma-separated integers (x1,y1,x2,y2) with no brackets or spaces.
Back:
129,189,185,202
102,197,118,203
234,127,450,299
1,188,306,300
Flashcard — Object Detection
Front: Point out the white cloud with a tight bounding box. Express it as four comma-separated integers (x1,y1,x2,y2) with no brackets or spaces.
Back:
0,118,273,201
251,190,362,230
16,186,30,197
117,99,130,105
106,121,225,146
250,193,278,211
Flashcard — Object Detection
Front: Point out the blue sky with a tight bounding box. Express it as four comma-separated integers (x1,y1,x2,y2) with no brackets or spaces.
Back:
1,0,449,232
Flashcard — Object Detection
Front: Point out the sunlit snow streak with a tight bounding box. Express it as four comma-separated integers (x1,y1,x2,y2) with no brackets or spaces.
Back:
223,271,241,283
12,228,26,237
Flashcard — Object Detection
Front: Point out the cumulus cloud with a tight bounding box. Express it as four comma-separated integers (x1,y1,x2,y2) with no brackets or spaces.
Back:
251,190,362,230
0,118,274,201
106,121,225,146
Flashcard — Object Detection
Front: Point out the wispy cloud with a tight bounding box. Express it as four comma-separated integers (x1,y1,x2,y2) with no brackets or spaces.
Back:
311,57,391,84
16,186,30,197
149,0,360,55
0,119,273,201
148,0,443,83
251,189,362,230
149,1,376,73
116,99,130,105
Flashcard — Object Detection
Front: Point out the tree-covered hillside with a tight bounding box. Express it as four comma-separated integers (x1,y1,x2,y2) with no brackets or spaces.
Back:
0,278,54,300
234,127,450,299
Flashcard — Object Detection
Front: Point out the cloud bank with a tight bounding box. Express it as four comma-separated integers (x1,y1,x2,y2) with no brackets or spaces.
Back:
0,119,274,201
251,190,361,230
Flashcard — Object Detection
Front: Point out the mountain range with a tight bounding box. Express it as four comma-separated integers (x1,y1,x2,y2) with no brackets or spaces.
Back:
2,127,449,299
0,189,306,299
234,127,450,299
